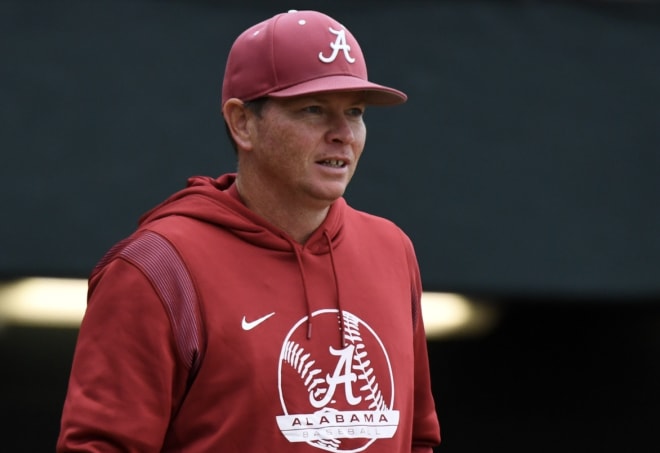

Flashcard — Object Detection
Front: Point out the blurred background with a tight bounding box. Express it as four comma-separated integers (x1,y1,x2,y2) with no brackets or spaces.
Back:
1,0,659,451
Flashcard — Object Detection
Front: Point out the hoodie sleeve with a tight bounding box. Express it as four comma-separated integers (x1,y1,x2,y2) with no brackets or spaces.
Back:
411,301,442,451
57,258,187,452
402,233,442,451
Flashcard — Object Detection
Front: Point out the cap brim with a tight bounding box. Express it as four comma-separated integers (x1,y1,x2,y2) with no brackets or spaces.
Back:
266,75,407,106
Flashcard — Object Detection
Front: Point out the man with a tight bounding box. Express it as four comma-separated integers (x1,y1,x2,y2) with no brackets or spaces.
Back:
57,9,441,452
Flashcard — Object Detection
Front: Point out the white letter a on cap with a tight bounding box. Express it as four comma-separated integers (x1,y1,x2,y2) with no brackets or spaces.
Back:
318,27,356,63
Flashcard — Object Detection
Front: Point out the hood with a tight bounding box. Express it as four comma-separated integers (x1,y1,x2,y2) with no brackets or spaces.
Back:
139,173,348,344
139,173,346,254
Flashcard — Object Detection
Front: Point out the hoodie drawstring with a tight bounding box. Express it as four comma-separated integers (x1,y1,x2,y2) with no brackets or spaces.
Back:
292,246,314,340
289,231,345,347
324,230,346,348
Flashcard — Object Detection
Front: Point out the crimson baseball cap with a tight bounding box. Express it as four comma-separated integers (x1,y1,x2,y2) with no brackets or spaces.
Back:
221,10,407,107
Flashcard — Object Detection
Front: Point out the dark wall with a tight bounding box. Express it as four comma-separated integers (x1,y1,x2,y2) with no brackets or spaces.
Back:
2,0,660,297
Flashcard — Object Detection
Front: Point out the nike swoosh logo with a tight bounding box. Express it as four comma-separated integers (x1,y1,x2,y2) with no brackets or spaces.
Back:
241,312,276,330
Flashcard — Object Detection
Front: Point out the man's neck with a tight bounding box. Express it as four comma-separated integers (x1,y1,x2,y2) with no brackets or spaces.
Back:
234,176,330,244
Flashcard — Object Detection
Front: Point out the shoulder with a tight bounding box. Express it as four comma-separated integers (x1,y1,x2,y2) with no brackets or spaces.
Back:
343,203,405,233
343,204,415,251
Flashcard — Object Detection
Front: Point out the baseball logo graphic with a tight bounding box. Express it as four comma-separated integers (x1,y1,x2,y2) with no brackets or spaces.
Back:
276,309,399,452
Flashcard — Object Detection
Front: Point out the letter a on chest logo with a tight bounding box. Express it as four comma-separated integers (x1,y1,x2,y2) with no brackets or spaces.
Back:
318,27,356,64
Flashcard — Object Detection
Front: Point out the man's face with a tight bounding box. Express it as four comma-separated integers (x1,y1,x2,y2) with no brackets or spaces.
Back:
247,91,367,209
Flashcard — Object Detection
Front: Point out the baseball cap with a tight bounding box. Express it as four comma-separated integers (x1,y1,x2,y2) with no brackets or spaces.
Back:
221,10,407,107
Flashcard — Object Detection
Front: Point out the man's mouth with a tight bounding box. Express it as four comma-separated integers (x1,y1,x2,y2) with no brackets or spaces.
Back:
319,159,347,168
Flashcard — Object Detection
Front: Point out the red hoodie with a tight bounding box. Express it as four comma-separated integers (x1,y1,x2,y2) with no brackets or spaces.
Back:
57,173,441,452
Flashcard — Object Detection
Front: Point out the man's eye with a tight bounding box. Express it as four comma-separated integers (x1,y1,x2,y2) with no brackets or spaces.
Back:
347,107,364,117
303,106,322,114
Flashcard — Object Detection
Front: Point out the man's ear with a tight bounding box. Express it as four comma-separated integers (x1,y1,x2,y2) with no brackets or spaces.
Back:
223,98,254,151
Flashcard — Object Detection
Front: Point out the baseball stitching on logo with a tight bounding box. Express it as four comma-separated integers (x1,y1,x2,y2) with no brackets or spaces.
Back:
342,311,389,411
282,341,328,399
